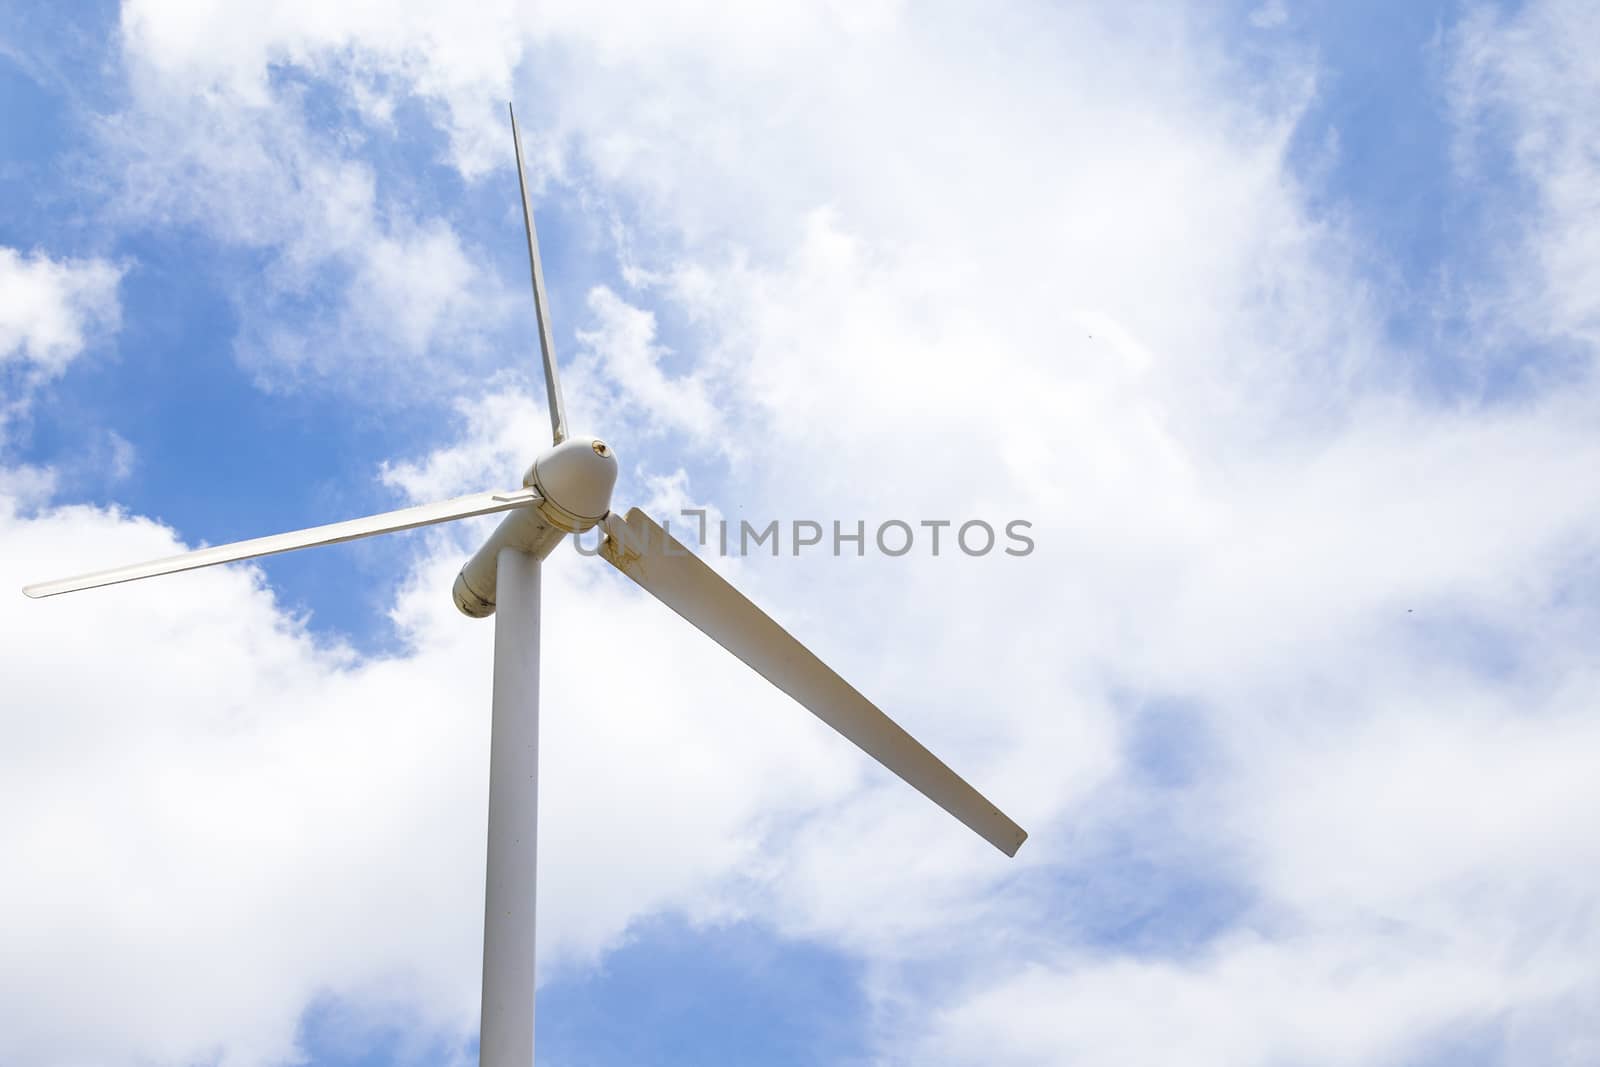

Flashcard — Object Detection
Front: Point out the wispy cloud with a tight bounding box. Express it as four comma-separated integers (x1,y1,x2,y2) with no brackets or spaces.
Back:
1450,0,1600,352
100,93,511,400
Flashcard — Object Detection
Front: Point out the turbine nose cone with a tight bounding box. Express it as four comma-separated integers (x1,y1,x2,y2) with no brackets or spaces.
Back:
526,435,618,531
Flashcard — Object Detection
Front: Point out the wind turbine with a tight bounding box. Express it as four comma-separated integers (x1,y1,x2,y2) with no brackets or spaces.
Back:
21,103,1028,1065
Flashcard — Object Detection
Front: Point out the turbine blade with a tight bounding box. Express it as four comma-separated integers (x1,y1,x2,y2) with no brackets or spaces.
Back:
22,488,541,599
598,507,1028,857
508,101,569,446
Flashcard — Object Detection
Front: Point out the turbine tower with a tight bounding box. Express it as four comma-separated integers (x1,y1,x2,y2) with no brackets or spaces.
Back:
22,103,1027,1066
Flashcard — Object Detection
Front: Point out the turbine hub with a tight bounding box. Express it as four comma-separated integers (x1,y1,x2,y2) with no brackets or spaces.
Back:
524,435,618,532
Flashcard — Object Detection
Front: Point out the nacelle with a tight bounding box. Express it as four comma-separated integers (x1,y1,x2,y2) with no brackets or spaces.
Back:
523,436,617,532
454,435,619,617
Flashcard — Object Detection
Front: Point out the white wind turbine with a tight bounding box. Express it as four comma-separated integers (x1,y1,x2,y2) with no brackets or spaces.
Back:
22,104,1027,1065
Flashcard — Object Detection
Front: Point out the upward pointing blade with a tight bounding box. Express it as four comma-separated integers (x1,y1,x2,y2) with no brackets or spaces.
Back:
598,507,1028,857
508,101,569,445
21,487,541,599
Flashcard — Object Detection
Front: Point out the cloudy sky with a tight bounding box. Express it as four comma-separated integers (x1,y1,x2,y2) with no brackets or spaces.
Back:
3,0,1598,1064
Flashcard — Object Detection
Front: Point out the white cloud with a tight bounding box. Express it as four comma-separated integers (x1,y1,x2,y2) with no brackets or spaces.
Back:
0,247,121,376
0,246,122,436
923,927,1588,1067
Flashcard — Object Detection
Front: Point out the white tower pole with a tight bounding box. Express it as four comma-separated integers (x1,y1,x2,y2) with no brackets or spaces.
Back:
480,546,542,1066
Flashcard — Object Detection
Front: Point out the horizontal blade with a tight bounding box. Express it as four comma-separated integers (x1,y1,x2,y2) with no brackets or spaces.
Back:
599,507,1027,857
22,487,541,599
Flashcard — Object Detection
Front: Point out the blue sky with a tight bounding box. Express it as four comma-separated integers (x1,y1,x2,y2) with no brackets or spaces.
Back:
3,2,1599,1065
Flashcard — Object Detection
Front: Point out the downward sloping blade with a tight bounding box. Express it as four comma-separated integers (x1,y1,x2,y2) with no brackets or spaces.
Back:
599,507,1028,857
508,101,568,445
22,488,541,599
